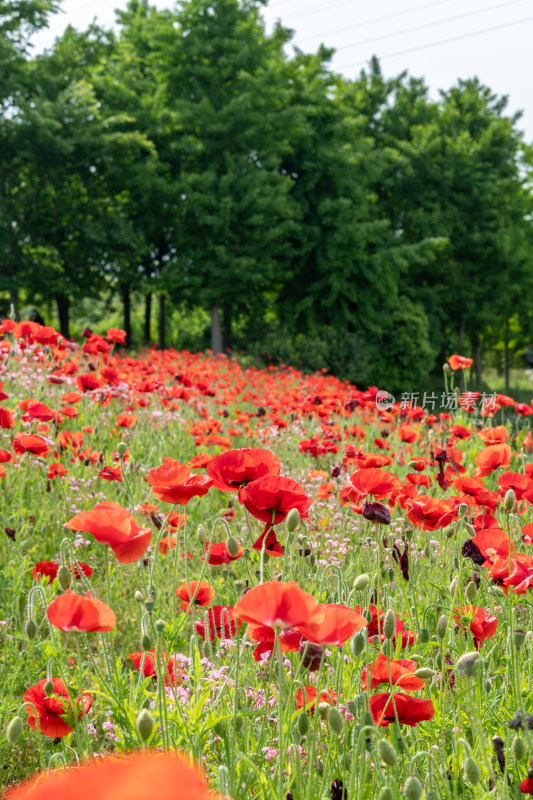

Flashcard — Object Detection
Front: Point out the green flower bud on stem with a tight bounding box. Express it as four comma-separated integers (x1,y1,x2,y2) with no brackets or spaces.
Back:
117,442,128,457
419,627,430,643
464,581,478,603
378,738,397,766
136,708,154,742
504,489,517,512
197,525,208,544
378,788,393,800
436,615,448,639
297,711,310,737
449,577,458,598
44,680,54,697
513,629,527,650
456,651,480,677
286,508,300,532
57,565,72,590
512,736,527,761
226,536,240,557
154,619,166,634
464,756,481,785
6,716,23,744
354,573,371,590
327,706,345,736
134,591,143,603
141,634,151,651
414,667,436,679
464,523,476,538
383,609,396,640
403,776,422,800
351,631,366,658
25,619,38,640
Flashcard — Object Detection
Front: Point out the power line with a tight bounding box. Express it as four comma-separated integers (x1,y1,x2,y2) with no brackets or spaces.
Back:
331,0,531,52
283,0,366,22
299,0,458,43
336,14,533,70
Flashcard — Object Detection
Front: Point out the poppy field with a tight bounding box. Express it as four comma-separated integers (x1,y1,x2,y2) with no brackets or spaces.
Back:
2,320,533,800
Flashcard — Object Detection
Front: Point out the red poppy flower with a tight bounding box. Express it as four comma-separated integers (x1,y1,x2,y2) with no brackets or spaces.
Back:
239,475,313,526
98,465,122,482
361,500,391,524
65,501,152,563
0,407,15,429
498,472,532,501
472,528,512,559
195,606,237,641
448,354,473,370
475,444,512,477
32,561,93,582
479,425,509,445
360,654,424,691
47,590,116,632
176,580,215,612
12,434,49,457
146,460,213,505
24,678,92,738
406,496,456,531
47,462,68,480
452,605,498,647
106,328,127,344
233,581,318,630
349,468,400,501
128,650,163,678
4,751,224,800
295,685,336,713
207,447,280,492
297,604,367,647
205,541,244,565
370,692,435,727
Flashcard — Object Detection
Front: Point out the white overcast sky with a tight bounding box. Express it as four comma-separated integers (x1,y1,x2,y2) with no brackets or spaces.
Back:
31,0,533,142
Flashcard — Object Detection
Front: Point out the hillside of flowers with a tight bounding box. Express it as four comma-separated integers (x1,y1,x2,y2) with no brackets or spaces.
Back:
2,319,533,800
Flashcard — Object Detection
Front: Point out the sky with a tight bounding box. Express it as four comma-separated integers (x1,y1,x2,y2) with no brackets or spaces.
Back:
31,0,533,142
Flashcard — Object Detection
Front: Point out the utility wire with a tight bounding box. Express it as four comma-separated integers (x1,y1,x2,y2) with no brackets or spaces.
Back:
336,14,533,70
331,0,530,52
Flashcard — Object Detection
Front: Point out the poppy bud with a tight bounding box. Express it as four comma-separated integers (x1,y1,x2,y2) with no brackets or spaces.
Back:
464,523,476,538
297,711,310,736
415,667,436,678
436,615,448,639
134,591,143,603
464,581,477,603
354,573,371,590
226,536,240,557
351,631,366,658
456,651,479,677
463,756,481,785
513,629,527,650
449,577,458,597
6,716,23,744
362,710,374,728
458,503,468,516
443,363,451,372
504,489,516,512
213,721,225,737
286,508,300,532
144,598,155,613
445,526,455,539
327,706,345,736
512,736,527,760
419,627,430,643
136,708,154,741
383,609,396,640
405,528,414,540
117,442,128,457
378,738,397,766
197,525,208,544
57,565,72,590
25,619,38,640
234,716,244,733
426,791,439,800
378,789,393,800
44,679,54,697
403,776,422,800
141,634,151,651
155,619,166,634
362,500,391,525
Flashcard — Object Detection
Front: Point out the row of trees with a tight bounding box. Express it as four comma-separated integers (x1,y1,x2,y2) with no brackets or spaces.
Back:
1,0,532,390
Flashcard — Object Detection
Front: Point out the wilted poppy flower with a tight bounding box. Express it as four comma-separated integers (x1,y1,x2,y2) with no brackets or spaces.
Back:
361,500,391,525
370,692,434,727
65,501,152,563
361,654,424,691
4,751,224,800
295,685,336,714
12,433,49,457
24,678,92,738
233,581,318,630
176,580,215,612
448,354,473,370
475,444,512,478
239,475,313,526
207,447,280,492
452,605,498,647
297,604,367,647
147,460,213,505
47,590,116,632
406,496,455,531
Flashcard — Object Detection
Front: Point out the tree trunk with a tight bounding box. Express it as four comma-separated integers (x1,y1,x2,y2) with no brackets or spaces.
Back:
55,294,70,339
222,300,232,352
472,333,483,390
144,293,152,344
122,284,131,347
158,293,166,350
504,320,510,392
9,289,20,321
458,318,466,393
211,299,223,354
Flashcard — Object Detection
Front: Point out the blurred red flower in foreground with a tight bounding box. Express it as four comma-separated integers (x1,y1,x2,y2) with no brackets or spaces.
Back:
13,433,49,457
147,460,213,505
65,501,152,563
47,590,116,632
207,447,280,492
4,751,223,800
24,677,92,738
297,604,367,647
233,581,318,630
370,692,434,727
448,354,473,370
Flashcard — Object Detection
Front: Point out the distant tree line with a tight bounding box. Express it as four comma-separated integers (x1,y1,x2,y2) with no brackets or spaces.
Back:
1,0,533,391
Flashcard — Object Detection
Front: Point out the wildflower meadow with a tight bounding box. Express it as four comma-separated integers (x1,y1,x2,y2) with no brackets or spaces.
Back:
2,318,533,800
